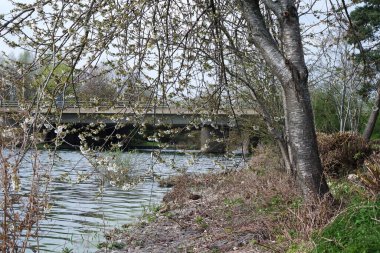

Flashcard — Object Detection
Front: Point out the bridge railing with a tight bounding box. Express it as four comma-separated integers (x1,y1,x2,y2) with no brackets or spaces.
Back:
0,100,171,109
0,101,20,107
0,100,257,115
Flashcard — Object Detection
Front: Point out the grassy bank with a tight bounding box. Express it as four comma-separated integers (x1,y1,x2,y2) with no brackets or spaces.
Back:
96,139,379,253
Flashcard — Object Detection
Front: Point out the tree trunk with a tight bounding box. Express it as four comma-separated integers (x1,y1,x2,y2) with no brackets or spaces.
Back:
363,85,380,142
277,139,292,174
339,82,347,132
240,0,329,198
283,80,329,197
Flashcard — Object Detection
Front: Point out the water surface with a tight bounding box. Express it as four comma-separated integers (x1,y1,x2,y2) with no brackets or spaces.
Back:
14,150,246,252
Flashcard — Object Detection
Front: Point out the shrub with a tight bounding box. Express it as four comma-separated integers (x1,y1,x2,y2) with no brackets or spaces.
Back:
370,139,380,152
312,200,380,253
317,132,370,178
249,144,284,171
360,153,380,196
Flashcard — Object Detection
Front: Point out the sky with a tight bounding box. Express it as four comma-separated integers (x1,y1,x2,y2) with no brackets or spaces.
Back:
0,0,32,56
0,0,350,68
0,0,332,48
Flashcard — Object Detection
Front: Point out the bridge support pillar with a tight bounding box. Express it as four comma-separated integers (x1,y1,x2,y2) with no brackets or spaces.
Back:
227,129,255,155
200,125,225,153
0,115,16,127
0,115,4,127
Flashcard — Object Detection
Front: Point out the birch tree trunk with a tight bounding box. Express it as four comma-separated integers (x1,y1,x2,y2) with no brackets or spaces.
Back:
240,0,329,197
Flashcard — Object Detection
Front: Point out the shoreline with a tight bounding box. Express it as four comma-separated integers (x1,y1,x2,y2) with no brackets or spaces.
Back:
95,163,306,253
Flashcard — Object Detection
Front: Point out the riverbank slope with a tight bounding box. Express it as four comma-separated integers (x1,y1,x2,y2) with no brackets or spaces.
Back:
96,142,379,253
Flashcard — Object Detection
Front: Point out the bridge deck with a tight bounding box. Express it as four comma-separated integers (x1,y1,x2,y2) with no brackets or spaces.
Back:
0,101,257,116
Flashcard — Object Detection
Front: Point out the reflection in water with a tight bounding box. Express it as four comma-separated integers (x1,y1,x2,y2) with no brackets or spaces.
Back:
16,150,245,252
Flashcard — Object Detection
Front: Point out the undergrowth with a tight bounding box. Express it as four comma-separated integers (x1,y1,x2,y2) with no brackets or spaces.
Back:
160,154,340,252
309,150,380,253
317,132,370,178
312,200,380,253
98,141,380,252
158,144,379,252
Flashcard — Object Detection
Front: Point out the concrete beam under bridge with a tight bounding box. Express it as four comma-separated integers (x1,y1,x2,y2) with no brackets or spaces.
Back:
1,102,259,153
42,122,257,154
47,108,256,127
0,103,257,127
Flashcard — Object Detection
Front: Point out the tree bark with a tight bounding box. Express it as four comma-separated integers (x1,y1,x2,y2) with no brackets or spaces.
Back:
240,0,329,198
283,80,329,197
363,85,380,142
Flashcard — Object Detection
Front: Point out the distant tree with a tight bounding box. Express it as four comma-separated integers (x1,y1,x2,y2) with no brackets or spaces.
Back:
347,0,380,141
0,51,36,102
33,62,77,106
114,71,154,106
310,35,366,133
77,66,116,102
312,89,341,133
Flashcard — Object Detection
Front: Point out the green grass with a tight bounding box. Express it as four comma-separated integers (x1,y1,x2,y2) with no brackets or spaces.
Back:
61,248,73,253
312,200,380,253
328,179,368,204
140,204,161,223
195,215,208,229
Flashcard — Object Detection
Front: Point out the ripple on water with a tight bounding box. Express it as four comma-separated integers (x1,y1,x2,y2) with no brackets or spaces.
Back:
13,150,246,252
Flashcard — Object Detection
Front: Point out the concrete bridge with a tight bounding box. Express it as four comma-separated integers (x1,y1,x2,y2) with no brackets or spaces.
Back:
1,100,258,153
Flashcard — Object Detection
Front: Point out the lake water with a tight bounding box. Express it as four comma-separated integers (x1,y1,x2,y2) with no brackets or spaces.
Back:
12,150,246,252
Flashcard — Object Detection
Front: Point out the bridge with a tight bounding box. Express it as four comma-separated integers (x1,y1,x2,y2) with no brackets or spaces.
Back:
0,100,257,124
1,100,258,153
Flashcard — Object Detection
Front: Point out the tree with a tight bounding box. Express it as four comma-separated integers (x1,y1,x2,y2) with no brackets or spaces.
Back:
309,34,367,133
0,51,36,102
34,63,74,99
347,0,380,141
238,0,329,197
0,1,328,198
77,66,117,102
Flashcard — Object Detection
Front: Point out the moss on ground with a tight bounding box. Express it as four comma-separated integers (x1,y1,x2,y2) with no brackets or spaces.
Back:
312,200,380,253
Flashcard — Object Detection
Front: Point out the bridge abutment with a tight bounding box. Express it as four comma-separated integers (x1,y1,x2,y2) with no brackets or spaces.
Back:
200,125,226,153
226,129,254,155
0,114,16,127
